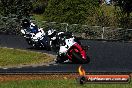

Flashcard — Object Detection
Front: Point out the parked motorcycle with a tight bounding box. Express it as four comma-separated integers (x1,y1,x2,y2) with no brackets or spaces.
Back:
56,33,90,64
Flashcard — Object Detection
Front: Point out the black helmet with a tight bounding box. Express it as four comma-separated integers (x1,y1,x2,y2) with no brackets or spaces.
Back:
22,19,30,28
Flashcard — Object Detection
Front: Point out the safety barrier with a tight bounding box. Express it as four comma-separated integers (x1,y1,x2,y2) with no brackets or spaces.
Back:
0,17,132,41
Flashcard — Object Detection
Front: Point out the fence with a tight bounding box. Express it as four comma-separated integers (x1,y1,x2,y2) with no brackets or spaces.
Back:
0,17,132,41
33,20,132,41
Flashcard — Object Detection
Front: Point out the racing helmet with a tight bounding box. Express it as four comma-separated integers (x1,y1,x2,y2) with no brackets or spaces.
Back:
30,23,36,29
22,19,30,28
30,23,38,33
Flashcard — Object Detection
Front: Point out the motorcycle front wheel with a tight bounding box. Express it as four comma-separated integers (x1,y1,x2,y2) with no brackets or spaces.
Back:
26,38,32,45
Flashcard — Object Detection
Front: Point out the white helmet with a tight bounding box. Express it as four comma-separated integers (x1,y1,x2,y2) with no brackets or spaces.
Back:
30,23,35,26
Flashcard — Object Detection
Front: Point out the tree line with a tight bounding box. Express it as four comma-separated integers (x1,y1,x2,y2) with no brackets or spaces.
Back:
0,0,131,28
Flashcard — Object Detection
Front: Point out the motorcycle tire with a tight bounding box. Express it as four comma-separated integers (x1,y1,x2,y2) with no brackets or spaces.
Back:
71,50,90,64
50,40,59,52
41,36,51,51
55,55,65,63
39,40,51,51
51,44,56,51
32,43,39,49
26,38,32,45
55,54,68,63
45,45,51,51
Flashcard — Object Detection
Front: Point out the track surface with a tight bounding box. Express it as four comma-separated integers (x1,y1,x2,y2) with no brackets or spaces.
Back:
0,34,132,73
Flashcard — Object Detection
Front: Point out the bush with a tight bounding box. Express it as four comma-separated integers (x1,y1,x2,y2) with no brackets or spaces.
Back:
0,16,21,35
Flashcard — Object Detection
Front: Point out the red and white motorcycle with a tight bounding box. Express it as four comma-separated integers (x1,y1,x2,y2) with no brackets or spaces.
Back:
56,33,90,64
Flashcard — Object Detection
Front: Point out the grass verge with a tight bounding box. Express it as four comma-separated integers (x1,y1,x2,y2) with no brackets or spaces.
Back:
0,79,131,88
0,47,54,67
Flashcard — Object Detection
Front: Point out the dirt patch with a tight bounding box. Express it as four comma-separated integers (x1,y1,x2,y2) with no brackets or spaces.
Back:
0,73,78,82
0,73,131,82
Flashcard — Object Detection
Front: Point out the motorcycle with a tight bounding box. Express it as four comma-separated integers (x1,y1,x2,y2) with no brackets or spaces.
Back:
47,29,64,52
21,28,51,50
47,29,81,52
21,28,33,45
56,33,90,64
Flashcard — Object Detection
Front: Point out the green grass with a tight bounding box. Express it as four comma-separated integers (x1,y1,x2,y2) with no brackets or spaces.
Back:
100,4,115,17
0,47,53,67
33,14,44,22
32,14,45,27
0,79,131,88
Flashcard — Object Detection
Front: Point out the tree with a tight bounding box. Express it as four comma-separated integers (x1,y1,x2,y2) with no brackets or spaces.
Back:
0,0,33,18
112,0,132,28
113,0,132,17
32,0,48,14
44,0,99,24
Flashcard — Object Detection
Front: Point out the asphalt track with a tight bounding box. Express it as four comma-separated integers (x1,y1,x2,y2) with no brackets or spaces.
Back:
0,34,132,73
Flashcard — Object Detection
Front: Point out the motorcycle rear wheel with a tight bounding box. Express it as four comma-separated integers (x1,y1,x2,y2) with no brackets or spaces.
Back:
71,50,90,64
55,55,67,63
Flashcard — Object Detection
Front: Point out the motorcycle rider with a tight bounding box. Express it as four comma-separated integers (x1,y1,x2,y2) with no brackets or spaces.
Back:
57,31,81,46
47,29,72,50
21,19,49,49
21,19,30,29
47,29,81,49
21,19,39,34
47,28,57,40
47,28,59,51
56,32,90,64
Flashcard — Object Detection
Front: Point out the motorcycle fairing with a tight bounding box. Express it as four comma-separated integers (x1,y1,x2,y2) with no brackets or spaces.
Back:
67,43,87,60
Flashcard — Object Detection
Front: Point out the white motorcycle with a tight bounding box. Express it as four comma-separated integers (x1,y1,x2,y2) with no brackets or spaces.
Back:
47,29,64,51
21,28,50,50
